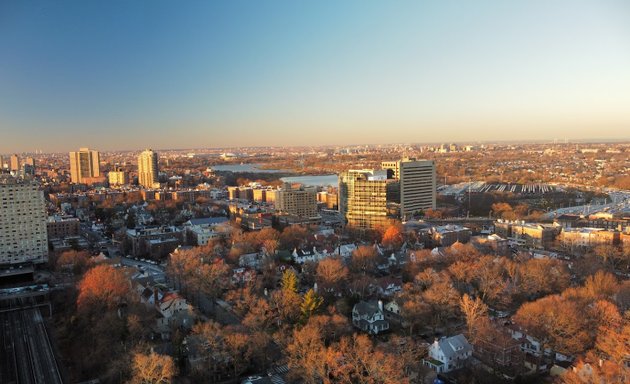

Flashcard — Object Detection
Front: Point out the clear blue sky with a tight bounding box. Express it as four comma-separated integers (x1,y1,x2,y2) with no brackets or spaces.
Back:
1,0,629,152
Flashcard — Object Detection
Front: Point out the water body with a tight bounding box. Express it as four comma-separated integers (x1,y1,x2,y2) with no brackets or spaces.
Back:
212,163,338,187
210,163,287,173
281,175,338,187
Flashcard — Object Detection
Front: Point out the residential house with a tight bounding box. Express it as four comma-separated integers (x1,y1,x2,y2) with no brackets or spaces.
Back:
352,300,389,335
423,334,473,373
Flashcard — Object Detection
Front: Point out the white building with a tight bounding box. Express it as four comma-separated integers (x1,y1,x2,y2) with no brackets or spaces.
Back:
352,300,390,335
0,178,48,265
424,334,473,373
138,149,159,188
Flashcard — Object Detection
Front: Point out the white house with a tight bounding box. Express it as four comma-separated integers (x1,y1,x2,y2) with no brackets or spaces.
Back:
424,334,472,373
352,300,390,335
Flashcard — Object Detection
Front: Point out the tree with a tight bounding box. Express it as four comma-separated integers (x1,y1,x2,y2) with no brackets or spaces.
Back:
300,289,323,320
287,323,326,384
382,222,404,250
583,270,619,300
316,258,349,297
326,334,410,384
423,280,460,332
514,295,590,368
519,258,570,299
77,264,130,312
281,269,299,295
460,294,489,342
129,350,176,384
401,298,430,336
491,202,516,220
350,245,379,275
224,329,252,378
56,250,91,275
279,225,308,250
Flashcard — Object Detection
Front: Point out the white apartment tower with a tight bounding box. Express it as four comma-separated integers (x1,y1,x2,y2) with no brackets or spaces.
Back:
0,178,48,265
138,149,159,188
382,158,436,219
69,147,101,183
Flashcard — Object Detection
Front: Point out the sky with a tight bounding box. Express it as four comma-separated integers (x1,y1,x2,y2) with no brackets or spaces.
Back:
1,0,629,153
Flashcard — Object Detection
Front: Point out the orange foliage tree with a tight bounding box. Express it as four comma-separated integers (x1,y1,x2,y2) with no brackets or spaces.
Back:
77,264,130,312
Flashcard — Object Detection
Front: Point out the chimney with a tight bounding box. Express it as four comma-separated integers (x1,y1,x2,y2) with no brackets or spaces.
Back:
378,300,383,311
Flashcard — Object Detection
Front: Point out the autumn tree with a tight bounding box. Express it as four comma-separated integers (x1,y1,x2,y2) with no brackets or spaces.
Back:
350,245,379,275
77,264,130,312
382,222,405,250
316,257,349,297
300,289,323,320
460,294,489,342
286,323,326,384
128,350,176,384
55,250,92,275
326,334,410,384
514,295,590,369
279,225,308,250
583,270,619,300
423,280,460,332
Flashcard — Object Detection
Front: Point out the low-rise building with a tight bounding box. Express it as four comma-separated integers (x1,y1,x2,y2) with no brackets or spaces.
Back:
431,225,471,246
125,226,183,260
47,215,81,239
423,334,473,373
352,300,389,335
559,228,620,249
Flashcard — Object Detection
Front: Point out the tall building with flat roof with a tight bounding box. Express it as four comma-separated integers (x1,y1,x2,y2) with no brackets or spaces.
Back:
108,168,129,186
69,147,101,183
275,183,318,218
339,169,396,229
0,178,48,265
382,158,436,219
10,154,20,172
138,149,159,188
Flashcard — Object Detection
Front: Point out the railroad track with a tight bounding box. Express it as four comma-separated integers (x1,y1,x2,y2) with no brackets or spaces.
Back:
0,305,63,384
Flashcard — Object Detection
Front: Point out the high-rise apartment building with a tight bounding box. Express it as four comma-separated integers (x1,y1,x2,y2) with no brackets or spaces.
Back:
10,154,20,172
138,149,159,188
275,183,318,218
339,170,397,229
0,177,48,265
69,148,101,183
108,168,129,186
382,158,436,219
23,157,36,176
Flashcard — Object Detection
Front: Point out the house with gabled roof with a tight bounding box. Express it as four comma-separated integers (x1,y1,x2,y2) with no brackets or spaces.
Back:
352,300,389,335
423,334,472,373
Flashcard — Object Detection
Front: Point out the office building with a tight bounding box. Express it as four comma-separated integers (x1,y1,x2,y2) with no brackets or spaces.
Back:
0,178,48,265
382,158,436,219
69,147,101,183
339,169,397,229
275,183,318,218
138,149,159,188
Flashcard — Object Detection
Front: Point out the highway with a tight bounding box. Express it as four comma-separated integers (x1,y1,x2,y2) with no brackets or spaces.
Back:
0,307,63,384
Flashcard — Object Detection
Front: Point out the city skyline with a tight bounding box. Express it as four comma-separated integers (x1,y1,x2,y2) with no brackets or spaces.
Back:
2,0,630,152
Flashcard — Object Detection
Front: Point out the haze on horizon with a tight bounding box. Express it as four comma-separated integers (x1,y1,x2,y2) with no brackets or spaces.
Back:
1,0,629,153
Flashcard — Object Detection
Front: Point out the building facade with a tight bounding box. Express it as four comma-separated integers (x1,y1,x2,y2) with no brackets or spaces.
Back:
69,147,101,184
339,169,395,229
138,149,159,188
0,178,48,265
108,168,129,186
382,158,436,219
275,183,318,218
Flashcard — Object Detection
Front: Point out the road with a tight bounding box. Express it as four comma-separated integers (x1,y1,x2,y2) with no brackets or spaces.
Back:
0,308,63,384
